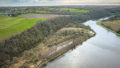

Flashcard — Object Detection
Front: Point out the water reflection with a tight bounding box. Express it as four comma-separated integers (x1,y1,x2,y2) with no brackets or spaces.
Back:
43,17,120,68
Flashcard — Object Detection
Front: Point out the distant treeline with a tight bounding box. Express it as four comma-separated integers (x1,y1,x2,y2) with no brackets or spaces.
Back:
0,6,120,66
109,15,120,21
1,6,120,17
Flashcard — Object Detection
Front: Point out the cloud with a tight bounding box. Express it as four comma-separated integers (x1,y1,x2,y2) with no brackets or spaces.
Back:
0,0,120,6
56,0,120,4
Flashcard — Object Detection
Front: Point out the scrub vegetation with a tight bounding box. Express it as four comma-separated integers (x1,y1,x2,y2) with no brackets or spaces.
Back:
18,27,94,68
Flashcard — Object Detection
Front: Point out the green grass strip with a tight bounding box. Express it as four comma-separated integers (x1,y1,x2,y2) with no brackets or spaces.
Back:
97,22,120,36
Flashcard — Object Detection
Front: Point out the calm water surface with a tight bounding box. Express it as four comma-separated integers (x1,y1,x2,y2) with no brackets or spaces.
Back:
43,18,120,68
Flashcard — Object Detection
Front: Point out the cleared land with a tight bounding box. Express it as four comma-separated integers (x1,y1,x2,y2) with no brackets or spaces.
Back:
24,14,70,19
0,15,46,39
97,19,120,36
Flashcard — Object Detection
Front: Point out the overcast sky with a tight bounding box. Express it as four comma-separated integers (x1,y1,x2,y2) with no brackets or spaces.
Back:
0,0,120,6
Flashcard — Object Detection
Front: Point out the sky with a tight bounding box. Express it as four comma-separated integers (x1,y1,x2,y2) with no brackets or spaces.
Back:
0,0,120,6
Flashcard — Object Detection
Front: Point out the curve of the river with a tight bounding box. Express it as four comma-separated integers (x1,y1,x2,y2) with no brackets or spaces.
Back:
43,17,120,68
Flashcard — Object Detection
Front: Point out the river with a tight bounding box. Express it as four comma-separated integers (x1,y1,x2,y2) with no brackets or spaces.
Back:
43,17,120,68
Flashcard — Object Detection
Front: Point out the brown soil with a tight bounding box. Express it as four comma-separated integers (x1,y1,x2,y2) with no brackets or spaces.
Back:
23,14,70,19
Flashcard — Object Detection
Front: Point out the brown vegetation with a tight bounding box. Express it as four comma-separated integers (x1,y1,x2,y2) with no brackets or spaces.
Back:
24,14,70,19
10,27,94,68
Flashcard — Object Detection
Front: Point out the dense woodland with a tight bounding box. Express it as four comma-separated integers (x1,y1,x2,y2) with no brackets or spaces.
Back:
0,6,120,67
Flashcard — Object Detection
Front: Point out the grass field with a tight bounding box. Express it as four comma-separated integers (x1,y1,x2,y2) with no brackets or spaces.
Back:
36,11,49,13
26,11,49,14
0,15,46,39
103,20,120,25
60,8,89,13
97,21,120,36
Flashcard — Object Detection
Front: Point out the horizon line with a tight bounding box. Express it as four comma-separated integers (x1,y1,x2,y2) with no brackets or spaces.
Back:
0,4,120,7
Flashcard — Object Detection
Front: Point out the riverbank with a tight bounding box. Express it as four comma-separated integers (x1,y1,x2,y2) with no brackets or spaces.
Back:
10,26,95,68
97,17,120,36
37,35,93,68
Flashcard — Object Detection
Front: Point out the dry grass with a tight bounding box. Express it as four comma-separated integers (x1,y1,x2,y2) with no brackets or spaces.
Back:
58,27,83,32
10,58,26,68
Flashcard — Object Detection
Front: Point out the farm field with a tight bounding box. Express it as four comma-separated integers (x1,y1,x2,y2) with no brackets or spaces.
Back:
97,19,120,36
26,11,49,14
24,14,70,19
60,8,90,13
0,15,46,39
36,11,49,13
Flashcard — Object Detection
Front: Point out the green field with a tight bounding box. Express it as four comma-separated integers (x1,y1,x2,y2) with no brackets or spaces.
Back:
0,15,46,39
36,11,49,13
103,20,120,25
60,8,89,13
97,21,120,36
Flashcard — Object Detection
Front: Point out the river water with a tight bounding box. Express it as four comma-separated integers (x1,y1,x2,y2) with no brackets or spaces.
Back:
43,17,120,68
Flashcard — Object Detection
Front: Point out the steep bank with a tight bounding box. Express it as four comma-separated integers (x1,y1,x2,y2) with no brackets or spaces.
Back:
37,34,94,68
11,27,94,68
